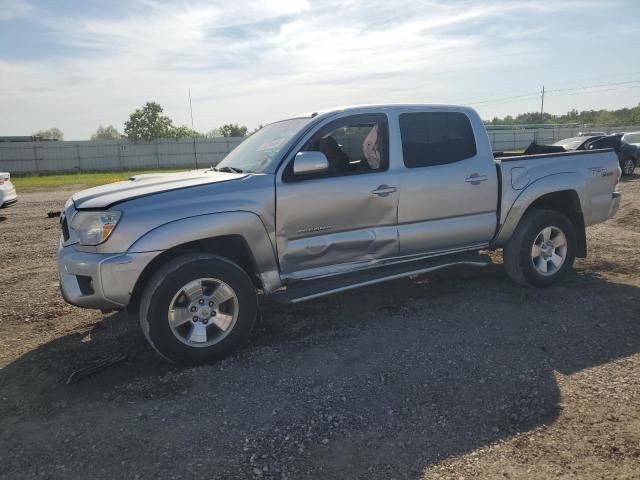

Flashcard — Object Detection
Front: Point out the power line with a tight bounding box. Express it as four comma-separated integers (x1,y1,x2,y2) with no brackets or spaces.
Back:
546,79,640,93
543,71,640,88
547,84,640,97
467,91,540,106
465,79,640,107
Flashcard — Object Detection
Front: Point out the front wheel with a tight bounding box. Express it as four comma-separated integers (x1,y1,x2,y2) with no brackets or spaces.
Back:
139,253,257,364
503,209,576,288
621,158,636,176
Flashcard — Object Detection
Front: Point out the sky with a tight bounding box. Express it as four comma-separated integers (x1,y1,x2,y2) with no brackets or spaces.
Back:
1,0,639,140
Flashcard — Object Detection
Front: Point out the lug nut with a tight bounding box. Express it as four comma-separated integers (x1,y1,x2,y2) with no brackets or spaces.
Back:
190,306,197,312
198,299,204,305
208,301,214,307
192,316,198,322
211,311,217,317
202,318,208,325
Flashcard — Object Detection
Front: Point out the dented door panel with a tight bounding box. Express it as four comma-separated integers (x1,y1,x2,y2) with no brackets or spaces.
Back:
279,225,398,280
275,173,399,277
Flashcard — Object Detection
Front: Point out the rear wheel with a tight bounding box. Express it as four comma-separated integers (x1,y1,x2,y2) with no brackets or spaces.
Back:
139,253,257,364
503,209,576,288
621,157,636,176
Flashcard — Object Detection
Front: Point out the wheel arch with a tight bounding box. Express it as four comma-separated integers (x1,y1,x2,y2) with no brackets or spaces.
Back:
127,212,282,311
495,174,587,258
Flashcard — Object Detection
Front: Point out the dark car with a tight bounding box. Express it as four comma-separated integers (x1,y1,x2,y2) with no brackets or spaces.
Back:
584,133,638,176
618,132,640,176
554,134,637,176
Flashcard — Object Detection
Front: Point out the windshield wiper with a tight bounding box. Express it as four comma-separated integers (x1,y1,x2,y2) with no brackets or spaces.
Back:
213,165,244,173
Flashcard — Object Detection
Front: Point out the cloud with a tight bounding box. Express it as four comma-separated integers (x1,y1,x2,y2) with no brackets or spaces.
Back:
0,0,32,20
0,0,638,138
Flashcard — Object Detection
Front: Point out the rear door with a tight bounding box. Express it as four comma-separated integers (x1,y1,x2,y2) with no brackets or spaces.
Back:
275,114,400,279
396,110,498,256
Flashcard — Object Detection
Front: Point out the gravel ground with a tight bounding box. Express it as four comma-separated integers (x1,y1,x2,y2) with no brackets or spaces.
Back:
0,176,639,479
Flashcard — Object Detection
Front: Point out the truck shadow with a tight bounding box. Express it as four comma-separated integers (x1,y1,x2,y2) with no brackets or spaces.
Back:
1,265,639,478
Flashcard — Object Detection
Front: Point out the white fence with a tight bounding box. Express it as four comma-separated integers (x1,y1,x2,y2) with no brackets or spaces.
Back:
0,137,244,174
1,126,638,174
486,125,639,151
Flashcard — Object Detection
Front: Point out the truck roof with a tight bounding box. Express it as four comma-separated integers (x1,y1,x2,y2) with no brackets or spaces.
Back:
292,103,477,119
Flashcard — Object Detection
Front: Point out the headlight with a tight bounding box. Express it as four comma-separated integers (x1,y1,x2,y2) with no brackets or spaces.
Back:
71,211,122,245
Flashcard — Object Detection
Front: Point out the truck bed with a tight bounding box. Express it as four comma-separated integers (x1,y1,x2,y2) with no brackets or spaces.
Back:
495,148,614,162
491,147,621,248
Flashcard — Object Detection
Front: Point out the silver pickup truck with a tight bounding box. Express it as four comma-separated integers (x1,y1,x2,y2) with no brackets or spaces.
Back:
58,105,622,364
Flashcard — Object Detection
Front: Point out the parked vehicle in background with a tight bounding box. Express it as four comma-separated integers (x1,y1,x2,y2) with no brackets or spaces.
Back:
57,104,622,364
618,132,639,176
0,172,17,208
552,135,605,151
553,133,637,176
578,131,606,136
577,133,638,176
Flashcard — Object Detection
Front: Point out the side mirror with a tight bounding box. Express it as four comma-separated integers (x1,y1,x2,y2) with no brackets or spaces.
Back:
293,151,329,176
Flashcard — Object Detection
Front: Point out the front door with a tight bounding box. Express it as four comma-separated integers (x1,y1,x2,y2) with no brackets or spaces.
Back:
275,114,399,279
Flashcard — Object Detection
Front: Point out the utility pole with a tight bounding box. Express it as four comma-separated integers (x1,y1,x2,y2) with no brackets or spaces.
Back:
535,85,545,143
188,88,198,167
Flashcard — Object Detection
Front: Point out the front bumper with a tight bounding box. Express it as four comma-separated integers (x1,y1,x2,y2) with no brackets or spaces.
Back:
58,240,160,310
0,185,17,208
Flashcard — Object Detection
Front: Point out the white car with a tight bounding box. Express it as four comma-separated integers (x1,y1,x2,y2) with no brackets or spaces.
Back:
0,172,17,208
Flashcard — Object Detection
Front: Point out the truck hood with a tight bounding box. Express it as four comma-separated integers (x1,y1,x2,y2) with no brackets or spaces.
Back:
72,170,247,209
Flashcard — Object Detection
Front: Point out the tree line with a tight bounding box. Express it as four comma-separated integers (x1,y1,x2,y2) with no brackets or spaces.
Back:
33,102,255,141
485,104,640,127
32,102,640,141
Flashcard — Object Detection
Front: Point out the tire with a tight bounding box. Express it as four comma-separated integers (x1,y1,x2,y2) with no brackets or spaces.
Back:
621,157,636,176
503,209,576,288
139,253,257,364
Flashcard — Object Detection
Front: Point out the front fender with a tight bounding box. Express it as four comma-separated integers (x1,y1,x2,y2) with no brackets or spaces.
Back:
494,172,585,246
128,211,281,293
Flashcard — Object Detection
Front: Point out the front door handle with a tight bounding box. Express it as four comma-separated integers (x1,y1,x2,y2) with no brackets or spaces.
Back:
465,173,489,185
371,185,397,197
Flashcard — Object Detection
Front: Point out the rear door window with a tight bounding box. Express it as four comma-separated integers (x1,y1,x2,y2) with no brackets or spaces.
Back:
399,112,477,168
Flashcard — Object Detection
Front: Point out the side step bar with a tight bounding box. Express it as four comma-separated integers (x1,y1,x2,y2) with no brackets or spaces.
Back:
271,252,490,304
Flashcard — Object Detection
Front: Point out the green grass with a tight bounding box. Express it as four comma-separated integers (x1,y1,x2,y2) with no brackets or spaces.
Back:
12,169,185,192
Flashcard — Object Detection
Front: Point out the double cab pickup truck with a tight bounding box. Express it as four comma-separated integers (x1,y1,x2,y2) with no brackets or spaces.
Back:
58,105,622,364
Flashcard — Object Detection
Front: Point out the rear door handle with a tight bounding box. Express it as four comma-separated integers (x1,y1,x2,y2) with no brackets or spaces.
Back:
465,174,489,185
371,185,397,197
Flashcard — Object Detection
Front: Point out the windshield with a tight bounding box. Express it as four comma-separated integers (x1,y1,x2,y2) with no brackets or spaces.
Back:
553,137,588,150
215,118,311,173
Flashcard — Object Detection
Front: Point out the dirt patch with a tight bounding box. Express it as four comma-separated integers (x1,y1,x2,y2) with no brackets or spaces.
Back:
0,181,639,479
